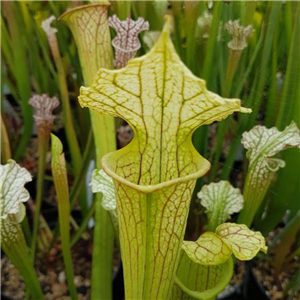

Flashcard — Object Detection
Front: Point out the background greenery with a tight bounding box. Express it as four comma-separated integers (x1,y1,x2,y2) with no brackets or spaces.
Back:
1,1,299,299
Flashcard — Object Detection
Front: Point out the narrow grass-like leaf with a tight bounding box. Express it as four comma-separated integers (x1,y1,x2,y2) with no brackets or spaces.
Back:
269,211,300,250
111,1,131,21
285,268,300,300
276,5,300,129
201,1,223,84
42,16,82,183
273,212,300,275
49,129,93,250
1,115,11,163
2,2,33,161
184,1,200,73
51,134,78,300
192,1,224,191
246,1,282,130
1,16,13,73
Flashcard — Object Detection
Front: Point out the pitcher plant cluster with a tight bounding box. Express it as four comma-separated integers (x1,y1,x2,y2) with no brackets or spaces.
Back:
1,1,300,300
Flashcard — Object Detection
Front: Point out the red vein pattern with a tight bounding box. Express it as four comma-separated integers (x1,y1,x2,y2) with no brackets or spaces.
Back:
60,4,113,83
172,251,233,299
79,19,250,299
109,15,149,69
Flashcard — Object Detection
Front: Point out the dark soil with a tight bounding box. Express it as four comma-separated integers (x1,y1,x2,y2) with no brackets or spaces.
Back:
1,235,120,300
252,257,300,300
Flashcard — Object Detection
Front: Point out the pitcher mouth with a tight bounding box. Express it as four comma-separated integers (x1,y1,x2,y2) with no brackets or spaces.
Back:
101,151,211,194
59,3,110,21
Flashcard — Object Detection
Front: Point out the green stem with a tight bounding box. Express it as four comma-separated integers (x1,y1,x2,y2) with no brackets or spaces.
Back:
48,29,87,215
209,49,242,182
185,1,200,73
237,171,257,227
91,194,114,300
45,24,82,175
276,4,300,130
202,1,223,84
246,1,282,129
224,49,242,97
265,25,279,127
283,1,293,47
30,127,49,262
21,215,32,246
234,20,266,98
172,17,183,60
244,1,257,25
89,113,116,300
192,1,223,189
237,157,276,228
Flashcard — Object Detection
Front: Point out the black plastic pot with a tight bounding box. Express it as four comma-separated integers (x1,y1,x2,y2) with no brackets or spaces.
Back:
113,261,125,300
242,262,271,300
1,295,14,300
216,283,244,300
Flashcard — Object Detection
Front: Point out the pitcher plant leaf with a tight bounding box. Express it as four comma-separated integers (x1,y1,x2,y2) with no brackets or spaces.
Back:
197,181,243,231
91,168,116,211
79,16,251,299
0,159,32,221
182,232,232,265
216,223,268,260
239,122,300,226
173,251,233,300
